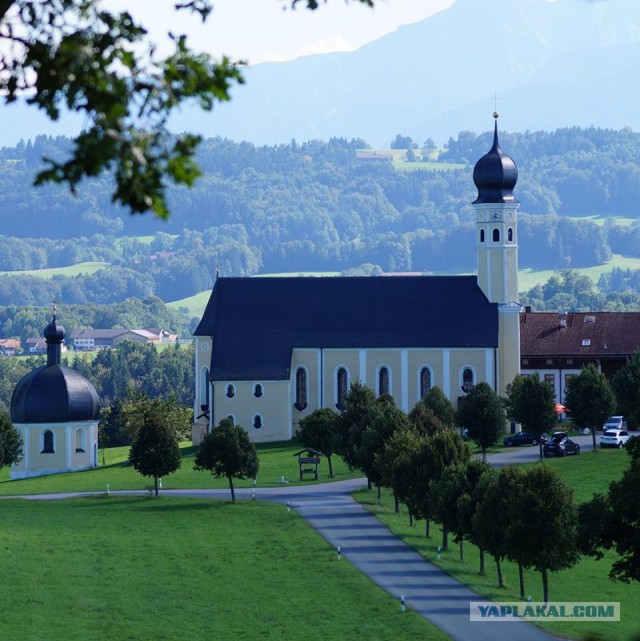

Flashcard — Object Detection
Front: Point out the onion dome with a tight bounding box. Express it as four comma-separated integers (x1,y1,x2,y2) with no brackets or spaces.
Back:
11,365,100,423
43,315,65,344
10,315,100,424
472,112,518,204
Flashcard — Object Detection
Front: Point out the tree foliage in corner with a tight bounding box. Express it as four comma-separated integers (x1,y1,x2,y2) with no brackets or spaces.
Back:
0,410,22,469
194,417,259,502
0,0,374,218
129,409,181,496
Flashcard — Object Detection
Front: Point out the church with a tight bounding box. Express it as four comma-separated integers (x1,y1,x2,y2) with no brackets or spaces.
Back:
192,114,522,443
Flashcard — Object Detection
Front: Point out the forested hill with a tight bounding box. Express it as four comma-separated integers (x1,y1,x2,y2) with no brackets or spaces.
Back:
1,128,640,309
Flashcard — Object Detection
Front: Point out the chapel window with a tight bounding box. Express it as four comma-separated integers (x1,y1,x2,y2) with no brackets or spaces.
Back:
378,366,390,397
253,384,263,398
461,367,474,393
479,229,485,243
492,228,500,242
507,227,514,242
42,430,54,454
253,414,263,430
419,367,432,399
336,367,348,410
295,367,308,411
225,384,235,398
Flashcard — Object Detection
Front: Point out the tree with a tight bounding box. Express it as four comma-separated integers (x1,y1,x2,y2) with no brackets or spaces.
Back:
194,418,259,502
129,410,181,496
457,382,505,461
123,390,193,444
390,134,417,150
295,408,341,478
578,437,640,582
0,410,23,470
474,465,522,588
507,465,579,603
0,0,374,218
413,386,456,429
565,363,616,451
504,374,557,460
612,351,640,428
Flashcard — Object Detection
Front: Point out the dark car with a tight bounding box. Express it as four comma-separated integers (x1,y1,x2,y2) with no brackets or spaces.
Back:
543,432,581,457
503,432,545,447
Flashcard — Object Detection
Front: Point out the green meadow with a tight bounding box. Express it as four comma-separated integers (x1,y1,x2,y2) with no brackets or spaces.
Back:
0,497,447,641
0,261,109,279
355,448,639,641
0,441,359,496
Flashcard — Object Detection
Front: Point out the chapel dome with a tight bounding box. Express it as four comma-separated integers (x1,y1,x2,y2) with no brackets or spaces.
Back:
10,365,100,423
473,113,518,204
10,314,100,424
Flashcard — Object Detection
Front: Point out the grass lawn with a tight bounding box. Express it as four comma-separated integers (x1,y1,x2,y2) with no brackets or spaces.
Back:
355,448,639,641
519,253,640,291
0,261,109,279
0,441,360,496
0,497,448,641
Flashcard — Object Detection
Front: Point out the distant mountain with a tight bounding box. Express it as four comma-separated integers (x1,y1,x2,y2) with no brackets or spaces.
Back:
2,0,640,148
168,0,640,145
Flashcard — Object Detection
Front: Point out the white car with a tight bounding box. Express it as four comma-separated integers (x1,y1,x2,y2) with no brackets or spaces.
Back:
599,429,632,449
603,416,627,431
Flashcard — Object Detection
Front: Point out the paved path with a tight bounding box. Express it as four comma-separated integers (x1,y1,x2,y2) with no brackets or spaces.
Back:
12,478,563,641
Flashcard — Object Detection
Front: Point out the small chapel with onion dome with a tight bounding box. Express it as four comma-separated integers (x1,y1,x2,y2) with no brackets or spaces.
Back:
192,114,522,444
10,313,100,479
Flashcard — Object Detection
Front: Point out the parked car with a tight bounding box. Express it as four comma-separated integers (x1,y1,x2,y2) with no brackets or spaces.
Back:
599,429,632,449
543,432,581,457
503,432,545,447
602,416,627,431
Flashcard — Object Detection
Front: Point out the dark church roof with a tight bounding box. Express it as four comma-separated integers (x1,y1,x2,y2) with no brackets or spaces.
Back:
10,315,100,424
11,365,101,423
194,276,498,381
473,114,518,205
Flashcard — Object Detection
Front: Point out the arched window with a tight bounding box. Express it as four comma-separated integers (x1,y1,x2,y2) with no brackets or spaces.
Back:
507,227,514,242
419,366,432,399
492,228,500,242
225,384,235,398
336,367,349,410
479,229,485,243
377,366,390,397
42,430,54,454
461,367,475,393
252,414,263,430
200,367,209,410
226,415,235,425
75,428,86,453
253,383,263,398
295,367,308,411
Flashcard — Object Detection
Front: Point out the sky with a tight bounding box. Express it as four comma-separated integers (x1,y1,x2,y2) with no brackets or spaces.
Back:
108,0,455,64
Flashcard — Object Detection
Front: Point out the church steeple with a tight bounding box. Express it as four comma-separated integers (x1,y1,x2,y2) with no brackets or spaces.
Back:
473,113,519,305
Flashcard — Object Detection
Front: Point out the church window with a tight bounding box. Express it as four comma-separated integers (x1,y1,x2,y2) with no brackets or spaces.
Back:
492,228,500,242
419,366,432,399
461,367,475,393
295,367,308,411
336,367,349,410
252,414,263,430
253,383,263,398
479,229,485,243
75,428,86,453
200,367,210,410
507,227,514,242
225,384,235,398
42,429,54,454
377,366,391,397
226,415,235,425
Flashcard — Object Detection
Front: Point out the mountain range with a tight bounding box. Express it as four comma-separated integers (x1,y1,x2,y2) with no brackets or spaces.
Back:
2,0,640,148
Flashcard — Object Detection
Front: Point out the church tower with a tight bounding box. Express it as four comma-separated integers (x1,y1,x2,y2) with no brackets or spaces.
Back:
472,113,520,395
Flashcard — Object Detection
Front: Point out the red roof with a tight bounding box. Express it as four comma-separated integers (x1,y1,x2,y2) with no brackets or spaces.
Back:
521,312,640,357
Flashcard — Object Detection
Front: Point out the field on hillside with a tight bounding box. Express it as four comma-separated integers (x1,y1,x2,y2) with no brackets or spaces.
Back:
0,497,448,641
0,261,108,279
356,449,639,641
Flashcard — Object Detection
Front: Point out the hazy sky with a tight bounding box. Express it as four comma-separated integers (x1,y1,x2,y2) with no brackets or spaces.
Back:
108,0,455,64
